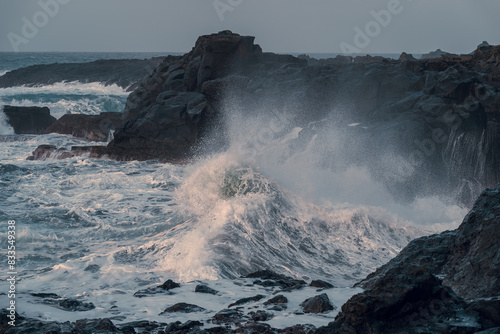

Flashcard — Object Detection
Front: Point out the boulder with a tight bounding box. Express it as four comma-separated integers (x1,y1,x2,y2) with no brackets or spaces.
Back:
195,284,219,295
2,105,56,134
310,280,335,289
300,293,335,314
160,303,205,314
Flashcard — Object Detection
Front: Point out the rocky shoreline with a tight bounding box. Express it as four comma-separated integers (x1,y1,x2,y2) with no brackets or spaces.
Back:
2,185,499,333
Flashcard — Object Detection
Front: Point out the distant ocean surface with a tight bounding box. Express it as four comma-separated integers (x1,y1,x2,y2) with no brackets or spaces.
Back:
0,51,462,327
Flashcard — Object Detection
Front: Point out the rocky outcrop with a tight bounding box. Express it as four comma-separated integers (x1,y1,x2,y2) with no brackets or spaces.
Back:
360,184,500,299
44,112,123,141
101,32,500,206
0,58,164,90
2,105,56,134
316,184,500,333
106,31,276,162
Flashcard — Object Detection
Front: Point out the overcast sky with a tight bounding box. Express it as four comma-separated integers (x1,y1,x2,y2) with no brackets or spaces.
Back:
0,0,499,54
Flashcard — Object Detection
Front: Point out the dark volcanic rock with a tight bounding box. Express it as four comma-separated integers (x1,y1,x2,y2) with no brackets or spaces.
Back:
30,292,60,298
163,320,204,332
300,293,334,314
57,298,96,312
195,284,219,295
44,112,123,141
317,269,476,334
106,31,500,206
264,295,288,306
0,58,164,90
228,294,266,308
249,310,274,321
26,144,107,161
74,318,119,332
107,31,267,162
245,270,307,291
212,308,246,325
316,185,500,333
2,105,56,134
159,279,181,290
309,280,335,289
360,184,500,300
160,302,206,314
134,279,180,298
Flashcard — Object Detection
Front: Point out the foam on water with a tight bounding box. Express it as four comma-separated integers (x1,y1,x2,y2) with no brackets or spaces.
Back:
0,57,470,327
0,111,14,135
0,82,129,118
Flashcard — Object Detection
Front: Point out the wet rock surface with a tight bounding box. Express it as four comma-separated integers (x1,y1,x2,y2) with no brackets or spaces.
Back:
316,184,500,333
2,105,56,134
44,112,123,141
300,294,335,314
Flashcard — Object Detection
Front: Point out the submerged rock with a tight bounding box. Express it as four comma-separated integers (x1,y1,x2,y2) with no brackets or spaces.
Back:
160,303,206,314
228,294,266,308
134,279,180,298
195,284,219,295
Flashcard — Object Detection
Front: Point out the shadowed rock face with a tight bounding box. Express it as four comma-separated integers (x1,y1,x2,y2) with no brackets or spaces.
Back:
360,184,500,300
2,105,56,134
106,31,272,162
316,184,500,333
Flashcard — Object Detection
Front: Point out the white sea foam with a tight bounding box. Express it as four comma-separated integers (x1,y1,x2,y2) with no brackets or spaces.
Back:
0,81,129,118
0,81,128,97
0,109,14,135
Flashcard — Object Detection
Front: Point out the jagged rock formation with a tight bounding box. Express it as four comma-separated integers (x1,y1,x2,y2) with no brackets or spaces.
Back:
104,31,500,206
2,105,56,134
22,31,500,205
316,184,500,333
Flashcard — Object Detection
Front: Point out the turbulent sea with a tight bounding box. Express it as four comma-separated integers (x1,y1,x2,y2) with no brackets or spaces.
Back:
0,53,467,327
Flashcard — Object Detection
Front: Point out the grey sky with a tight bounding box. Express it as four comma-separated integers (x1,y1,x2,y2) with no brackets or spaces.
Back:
0,0,499,54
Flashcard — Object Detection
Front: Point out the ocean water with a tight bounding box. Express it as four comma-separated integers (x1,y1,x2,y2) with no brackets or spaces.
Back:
0,53,466,327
